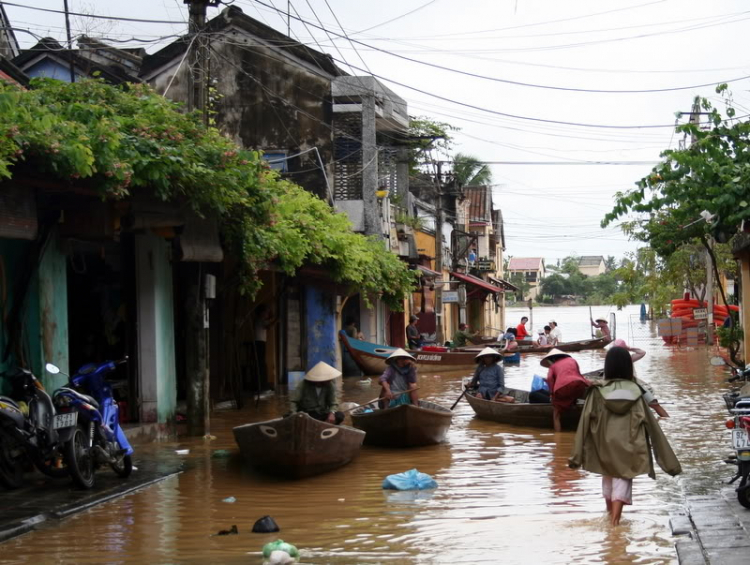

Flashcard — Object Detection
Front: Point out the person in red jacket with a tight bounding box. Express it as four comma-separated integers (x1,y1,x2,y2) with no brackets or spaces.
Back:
516,316,530,341
541,348,591,432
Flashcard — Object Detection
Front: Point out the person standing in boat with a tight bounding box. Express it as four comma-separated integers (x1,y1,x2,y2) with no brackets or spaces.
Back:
548,320,562,346
406,315,423,349
541,349,591,432
469,347,515,402
569,346,681,526
379,349,419,407
291,361,344,424
591,317,611,340
452,323,477,348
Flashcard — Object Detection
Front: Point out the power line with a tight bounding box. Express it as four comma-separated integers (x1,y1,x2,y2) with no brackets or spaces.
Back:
350,0,439,35
251,0,750,95
0,1,187,25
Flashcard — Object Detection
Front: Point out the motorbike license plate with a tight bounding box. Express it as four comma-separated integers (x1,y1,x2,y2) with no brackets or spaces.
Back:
53,412,77,429
732,429,750,449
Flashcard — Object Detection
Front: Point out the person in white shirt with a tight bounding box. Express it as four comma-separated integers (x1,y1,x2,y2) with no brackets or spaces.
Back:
548,320,562,346
537,328,549,347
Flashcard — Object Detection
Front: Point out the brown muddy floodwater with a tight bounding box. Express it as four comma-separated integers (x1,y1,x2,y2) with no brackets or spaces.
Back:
1,306,738,563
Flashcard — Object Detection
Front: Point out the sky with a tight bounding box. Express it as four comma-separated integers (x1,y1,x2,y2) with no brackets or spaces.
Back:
7,0,750,266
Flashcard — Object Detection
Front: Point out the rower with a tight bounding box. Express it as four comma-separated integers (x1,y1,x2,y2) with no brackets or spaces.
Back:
379,349,419,407
290,361,344,424
591,317,611,339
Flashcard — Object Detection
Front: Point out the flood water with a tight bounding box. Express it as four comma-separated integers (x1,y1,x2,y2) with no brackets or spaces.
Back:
2,305,738,563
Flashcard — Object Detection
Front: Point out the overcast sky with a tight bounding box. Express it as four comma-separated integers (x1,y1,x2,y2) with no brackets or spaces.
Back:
9,0,750,266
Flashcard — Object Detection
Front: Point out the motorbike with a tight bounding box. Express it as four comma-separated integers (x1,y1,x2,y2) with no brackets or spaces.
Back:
47,358,133,489
0,367,75,489
713,355,750,508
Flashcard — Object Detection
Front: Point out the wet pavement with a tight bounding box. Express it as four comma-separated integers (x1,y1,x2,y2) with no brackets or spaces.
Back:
2,305,750,563
0,446,183,543
672,492,750,565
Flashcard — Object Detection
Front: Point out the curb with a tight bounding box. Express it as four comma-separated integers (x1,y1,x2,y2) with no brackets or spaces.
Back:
0,470,181,544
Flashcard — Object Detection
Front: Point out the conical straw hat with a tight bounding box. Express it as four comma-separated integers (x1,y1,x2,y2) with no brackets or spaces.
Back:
595,317,608,323
304,361,342,382
475,347,502,361
540,348,571,368
386,348,416,364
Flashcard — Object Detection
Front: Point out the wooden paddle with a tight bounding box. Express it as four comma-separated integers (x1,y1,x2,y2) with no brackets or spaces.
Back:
342,387,420,413
451,379,474,410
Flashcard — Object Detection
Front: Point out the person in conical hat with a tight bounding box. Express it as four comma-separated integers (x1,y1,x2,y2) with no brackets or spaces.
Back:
540,349,590,432
591,316,611,339
468,348,514,403
291,361,344,424
379,349,419,407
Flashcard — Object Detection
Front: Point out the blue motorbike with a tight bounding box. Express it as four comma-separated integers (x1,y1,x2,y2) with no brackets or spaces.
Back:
46,358,133,489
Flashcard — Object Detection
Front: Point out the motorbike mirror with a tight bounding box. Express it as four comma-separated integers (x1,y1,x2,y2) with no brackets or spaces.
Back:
45,363,61,374
709,356,726,367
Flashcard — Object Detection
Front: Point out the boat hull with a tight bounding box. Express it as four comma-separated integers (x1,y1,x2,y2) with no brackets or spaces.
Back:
459,337,613,355
465,388,582,430
350,400,452,447
339,331,478,375
233,413,365,479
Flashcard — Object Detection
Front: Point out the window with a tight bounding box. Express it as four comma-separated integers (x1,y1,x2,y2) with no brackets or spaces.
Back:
525,271,537,283
262,151,288,172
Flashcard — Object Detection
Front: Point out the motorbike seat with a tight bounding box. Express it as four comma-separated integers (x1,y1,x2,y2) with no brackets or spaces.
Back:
58,388,100,410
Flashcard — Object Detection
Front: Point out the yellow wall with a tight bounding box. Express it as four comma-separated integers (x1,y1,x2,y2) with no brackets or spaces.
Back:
414,230,436,270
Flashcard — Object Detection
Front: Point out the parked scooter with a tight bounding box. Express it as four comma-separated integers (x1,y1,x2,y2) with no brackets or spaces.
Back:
47,358,133,489
712,356,750,508
0,367,75,489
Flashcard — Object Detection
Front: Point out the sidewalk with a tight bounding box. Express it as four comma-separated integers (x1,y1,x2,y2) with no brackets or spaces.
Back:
0,452,184,544
671,491,750,565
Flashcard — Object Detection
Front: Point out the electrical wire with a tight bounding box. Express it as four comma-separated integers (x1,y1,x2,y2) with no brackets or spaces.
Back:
0,1,187,25
251,0,750,95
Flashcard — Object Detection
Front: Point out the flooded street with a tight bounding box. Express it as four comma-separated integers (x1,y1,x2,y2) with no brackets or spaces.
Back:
2,306,738,563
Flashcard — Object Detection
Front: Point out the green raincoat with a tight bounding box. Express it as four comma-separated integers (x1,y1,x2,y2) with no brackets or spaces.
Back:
569,379,681,480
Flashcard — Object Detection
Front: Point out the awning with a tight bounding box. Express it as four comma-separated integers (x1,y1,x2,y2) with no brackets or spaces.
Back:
450,271,501,295
489,276,519,292
417,265,440,278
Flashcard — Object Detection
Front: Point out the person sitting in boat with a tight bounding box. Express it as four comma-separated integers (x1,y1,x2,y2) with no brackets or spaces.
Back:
469,347,515,403
537,327,551,347
379,349,419,407
541,349,591,432
291,361,344,425
406,315,423,349
516,316,531,342
452,323,477,348
344,316,365,340
591,317,611,339
501,328,520,363
548,321,562,346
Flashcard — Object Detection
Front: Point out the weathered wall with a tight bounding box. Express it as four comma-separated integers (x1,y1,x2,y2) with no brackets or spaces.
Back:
147,31,335,201
304,285,336,370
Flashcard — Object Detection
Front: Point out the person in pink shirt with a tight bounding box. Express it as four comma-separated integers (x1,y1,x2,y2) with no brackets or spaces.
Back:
541,348,591,432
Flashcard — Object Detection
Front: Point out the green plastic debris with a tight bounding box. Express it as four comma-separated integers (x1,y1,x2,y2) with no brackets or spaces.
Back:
262,540,299,559
212,449,232,458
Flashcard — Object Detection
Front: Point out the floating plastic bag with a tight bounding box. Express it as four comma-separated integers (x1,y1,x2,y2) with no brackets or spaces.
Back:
382,468,438,491
531,374,549,393
262,540,299,559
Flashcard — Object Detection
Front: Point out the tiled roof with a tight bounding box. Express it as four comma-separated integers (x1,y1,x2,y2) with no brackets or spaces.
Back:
507,257,544,271
578,255,605,266
465,185,490,224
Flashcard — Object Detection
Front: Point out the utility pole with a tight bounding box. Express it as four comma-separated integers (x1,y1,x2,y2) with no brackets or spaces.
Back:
688,98,715,344
434,161,444,345
63,0,75,83
184,0,218,436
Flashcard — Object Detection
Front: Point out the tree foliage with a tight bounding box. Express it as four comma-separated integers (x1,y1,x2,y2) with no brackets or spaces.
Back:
406,115,457,173
453,152,492,186
0,78,418,306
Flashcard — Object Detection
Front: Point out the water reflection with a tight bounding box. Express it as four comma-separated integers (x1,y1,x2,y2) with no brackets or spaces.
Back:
3,305,738,563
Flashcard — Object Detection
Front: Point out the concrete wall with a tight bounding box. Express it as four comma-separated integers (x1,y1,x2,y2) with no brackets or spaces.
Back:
135,233,176,424
304,285,337,370
24,59,83,83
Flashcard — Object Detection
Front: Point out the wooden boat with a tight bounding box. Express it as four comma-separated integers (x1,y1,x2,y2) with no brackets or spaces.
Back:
350,400,452,447
339,331,478,375
465,388,583,430
233,412,365,479
458,336,613,355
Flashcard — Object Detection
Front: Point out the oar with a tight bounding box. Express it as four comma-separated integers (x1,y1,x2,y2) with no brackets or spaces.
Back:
589,306,595,338
342,388,420,413
451,379,474,410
